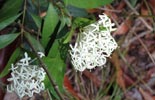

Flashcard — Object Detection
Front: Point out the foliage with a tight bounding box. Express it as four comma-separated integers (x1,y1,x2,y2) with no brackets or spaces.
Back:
0,0,114,99
0,33,20,49
64,0,113,8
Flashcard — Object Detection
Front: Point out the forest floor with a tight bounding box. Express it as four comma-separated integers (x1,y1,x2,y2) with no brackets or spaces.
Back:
64,0,155,100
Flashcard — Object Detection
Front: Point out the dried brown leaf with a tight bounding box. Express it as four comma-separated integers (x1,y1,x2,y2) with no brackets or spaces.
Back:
116,0,126,10
114,18,131,35
149,0,155,7
104,5,119,20
149,0,155,14
83,70,101,87
87,8,101,13
64,75,81,100
124,73,134,87
141,5,149,16
139,87,154,100
111,52,126,91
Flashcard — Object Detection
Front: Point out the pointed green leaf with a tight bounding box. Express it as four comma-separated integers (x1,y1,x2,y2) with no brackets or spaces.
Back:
0,33,20,49
24,33,44,52
42,3,59,47
30,13,42,28
73,17,94,27
43,56,65,91
63,17,93,43
43,51,65,99
0,0,23,30
43,39,66,99
67,6,88,17
48,39,59,58
63,30,73,44
0,48,21,78
0,14,21,30
64,0,113,8
0,0,23,21
44,77,60,99
129,0,138,7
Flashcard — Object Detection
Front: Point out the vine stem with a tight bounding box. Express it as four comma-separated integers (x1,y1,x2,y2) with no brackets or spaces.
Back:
24,34,64,100
21,0,27,37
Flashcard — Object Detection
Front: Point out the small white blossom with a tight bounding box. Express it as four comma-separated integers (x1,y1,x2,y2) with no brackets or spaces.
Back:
17,52,31,66
37,52,45,58
90,23,100,32
69,13,117,71
7,52,46,99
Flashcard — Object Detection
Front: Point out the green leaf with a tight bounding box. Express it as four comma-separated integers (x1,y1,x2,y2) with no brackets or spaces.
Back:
43,56,65,94
58,17,68,34
0,14,21,30
48,39,59,58
56,15,71,39
110,83,122,100
129,0,138,7
0,48,21,78
63,29,74,44
73,17,94,28
64,0,113,8
44,77,60,99
67,6,88,17
0,0,23,30
43,39,66,99
41,3,59,47
30,13,42,28
0,33,20,49
24,33,44,52
63,17,93,43
48,38,69,61
0,0,23,21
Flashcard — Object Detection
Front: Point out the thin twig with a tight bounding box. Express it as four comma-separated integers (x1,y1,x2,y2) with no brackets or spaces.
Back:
122,30,151,47
98,7,121,13
131,28,155,65
124,0,153,31
25,34,64,100
127,21,155,65
17,23,41,37
118,48,155,94
143,0,155,31
21,0,27,37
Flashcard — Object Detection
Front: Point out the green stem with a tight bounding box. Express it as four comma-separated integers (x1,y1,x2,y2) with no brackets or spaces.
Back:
21,0,27,39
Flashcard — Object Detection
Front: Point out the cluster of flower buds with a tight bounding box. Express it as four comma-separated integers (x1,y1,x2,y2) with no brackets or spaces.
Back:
7,52,46,98
69,13,118,71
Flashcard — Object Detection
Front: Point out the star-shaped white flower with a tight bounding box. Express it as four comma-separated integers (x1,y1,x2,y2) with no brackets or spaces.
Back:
17,52,31,66
37,52,45,58
90,23,100,32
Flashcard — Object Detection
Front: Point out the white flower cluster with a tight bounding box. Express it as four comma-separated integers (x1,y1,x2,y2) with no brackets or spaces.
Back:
7,52,46,98
69,13,118,71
